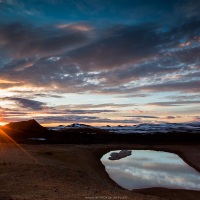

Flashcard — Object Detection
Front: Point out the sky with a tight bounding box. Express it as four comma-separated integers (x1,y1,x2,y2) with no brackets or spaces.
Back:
0,0,200,126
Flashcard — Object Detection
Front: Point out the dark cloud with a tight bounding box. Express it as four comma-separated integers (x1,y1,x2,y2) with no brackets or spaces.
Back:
91,79,200,95
36,115,140,124
148,100,200,107
0,82,21,89
64,109,116,114
34,93,64,98
65,23,163,70
0,17,199,94
193,116,200,121
117,94,149,98
4,97,46,110
56,103,135,109
167,94,200,101
62,16,200,71
164,116,176,119
0,22,89,58
136,80,200,93
1,90,64,99
178,0,200,18
0,105,121,124
124,116,159,119
40,109,117,115
95,60,183,86
173,46,200,65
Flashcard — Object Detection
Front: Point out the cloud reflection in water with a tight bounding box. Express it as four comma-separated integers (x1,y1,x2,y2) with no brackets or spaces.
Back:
101,150,200,190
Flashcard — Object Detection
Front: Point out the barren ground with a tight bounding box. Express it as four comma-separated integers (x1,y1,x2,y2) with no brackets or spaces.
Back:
0,143,200,200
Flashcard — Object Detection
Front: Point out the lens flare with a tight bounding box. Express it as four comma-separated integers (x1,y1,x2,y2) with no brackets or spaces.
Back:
0,128,38,163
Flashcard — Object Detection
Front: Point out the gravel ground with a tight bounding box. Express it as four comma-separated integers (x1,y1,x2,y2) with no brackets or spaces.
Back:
0,143,200,200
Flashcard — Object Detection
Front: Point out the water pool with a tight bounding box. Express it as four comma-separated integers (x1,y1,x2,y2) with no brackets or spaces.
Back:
101,150,200,191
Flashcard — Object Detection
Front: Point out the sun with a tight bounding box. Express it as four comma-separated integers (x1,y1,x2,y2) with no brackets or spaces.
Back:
0,120,6,126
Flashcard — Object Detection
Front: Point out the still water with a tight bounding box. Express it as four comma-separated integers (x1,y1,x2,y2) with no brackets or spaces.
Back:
101,150,200,190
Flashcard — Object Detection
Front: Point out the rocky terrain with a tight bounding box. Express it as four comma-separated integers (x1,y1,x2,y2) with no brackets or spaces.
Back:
0,119,200,199
0,143,200,200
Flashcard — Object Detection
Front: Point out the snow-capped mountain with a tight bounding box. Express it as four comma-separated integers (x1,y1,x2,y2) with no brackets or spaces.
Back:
49,123,91,131
49,122,200,134
100,122,200,134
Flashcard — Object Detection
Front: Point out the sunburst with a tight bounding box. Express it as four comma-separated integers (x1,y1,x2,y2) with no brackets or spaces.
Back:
0,127,38,163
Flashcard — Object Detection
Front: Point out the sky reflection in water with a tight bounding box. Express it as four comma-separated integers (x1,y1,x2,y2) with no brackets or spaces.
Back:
101,150,200,190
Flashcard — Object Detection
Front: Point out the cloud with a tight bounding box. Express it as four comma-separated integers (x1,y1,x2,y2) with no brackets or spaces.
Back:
55,103,135,109
0,22,89,58
167,94,200,101
147,100,200,106
62,16,200,71
124,116,159,119
193,116,200,121
36,115,141,124
34,93,64,98
4,97,46,110
57,23,93,32
137,80,200,93
64,23,164,70
64,109,116,114
95,58,183,86
0,16,200,95
0,103,122,124
40,108,117,115
117,94,149,98
178,0,200,18
163,116,176,119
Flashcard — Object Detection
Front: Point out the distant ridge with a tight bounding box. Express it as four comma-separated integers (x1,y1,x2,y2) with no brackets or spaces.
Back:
1,119,200,144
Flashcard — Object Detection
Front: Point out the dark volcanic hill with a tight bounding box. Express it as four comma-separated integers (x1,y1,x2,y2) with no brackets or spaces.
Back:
3,119,44,131
0,119,49,142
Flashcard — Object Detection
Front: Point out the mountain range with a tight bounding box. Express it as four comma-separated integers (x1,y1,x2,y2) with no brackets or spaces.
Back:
0,119,200,144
